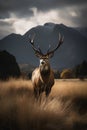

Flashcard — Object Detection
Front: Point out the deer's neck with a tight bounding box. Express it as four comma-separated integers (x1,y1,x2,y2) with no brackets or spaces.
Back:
40,64,50,77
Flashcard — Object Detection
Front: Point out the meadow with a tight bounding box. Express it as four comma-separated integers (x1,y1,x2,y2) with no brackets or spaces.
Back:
0,78,87,130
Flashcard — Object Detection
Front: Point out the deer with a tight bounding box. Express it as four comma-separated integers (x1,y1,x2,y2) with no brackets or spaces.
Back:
29,34,64,98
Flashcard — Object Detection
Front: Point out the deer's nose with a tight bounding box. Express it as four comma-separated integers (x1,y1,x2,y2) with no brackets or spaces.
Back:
41,61,44,64
40,59,45,65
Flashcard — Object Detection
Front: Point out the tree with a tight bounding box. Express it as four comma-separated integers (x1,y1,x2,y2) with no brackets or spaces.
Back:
60,69,73,79
0,50,20,80
73,60,87,78
54,70,60,79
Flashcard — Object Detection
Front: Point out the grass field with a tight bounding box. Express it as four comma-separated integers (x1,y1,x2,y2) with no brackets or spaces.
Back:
0,78,87,130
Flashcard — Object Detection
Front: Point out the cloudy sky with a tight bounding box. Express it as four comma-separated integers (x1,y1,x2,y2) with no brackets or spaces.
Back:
0,0,87,39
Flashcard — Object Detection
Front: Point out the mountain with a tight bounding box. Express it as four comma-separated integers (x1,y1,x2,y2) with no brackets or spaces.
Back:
75,27,87,38
0,23,87,70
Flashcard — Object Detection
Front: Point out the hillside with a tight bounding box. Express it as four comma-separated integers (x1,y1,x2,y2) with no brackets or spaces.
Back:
76,27,87,38
0,23,87,70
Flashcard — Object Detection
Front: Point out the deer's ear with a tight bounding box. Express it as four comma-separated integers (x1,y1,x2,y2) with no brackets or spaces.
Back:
45,52,54,59
48,53,54,58
34,52,42,58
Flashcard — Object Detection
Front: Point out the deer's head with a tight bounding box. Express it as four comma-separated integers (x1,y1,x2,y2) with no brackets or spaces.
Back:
29,34,64,75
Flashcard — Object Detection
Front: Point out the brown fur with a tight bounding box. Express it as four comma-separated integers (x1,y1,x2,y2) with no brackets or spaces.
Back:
32,66,54,98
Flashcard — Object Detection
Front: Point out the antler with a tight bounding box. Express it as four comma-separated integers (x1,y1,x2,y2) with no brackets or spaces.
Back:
45,33,64,58
29,33,64,59
29,34,44,58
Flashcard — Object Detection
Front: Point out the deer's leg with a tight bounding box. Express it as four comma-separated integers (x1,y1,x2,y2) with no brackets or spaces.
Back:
34,87,39,99
45,86,51,97
34,85,43,99
45,80,54,97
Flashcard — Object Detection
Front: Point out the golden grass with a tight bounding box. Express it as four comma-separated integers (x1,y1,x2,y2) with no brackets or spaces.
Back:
0,78,87,130
51,79,87,98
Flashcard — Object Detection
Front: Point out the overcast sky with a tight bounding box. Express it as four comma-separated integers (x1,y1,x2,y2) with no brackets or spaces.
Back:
0,0,87,39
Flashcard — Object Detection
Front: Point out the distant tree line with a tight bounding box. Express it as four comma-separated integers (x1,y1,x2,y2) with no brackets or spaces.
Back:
0,50,20,80
60,60,87,79
73,60,87,79
27,60,87,79
0,50,87,80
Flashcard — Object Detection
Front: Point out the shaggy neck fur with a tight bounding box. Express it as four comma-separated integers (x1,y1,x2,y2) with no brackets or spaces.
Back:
40,64,50,77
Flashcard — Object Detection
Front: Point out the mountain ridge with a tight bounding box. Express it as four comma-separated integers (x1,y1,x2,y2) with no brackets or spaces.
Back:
0,23,87,70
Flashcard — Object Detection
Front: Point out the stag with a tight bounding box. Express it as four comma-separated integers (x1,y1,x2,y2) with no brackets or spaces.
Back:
29,34,64,98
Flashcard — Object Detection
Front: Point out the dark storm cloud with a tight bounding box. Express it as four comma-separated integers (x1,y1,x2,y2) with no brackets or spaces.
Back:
76,7,87,27
0,0,34,18
0,0,87,18
0,21,15,39
63,5,87,27
0,0,87,39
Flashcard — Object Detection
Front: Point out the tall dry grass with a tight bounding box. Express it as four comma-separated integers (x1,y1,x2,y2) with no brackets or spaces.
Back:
0,78,87,130
51,79,87,98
